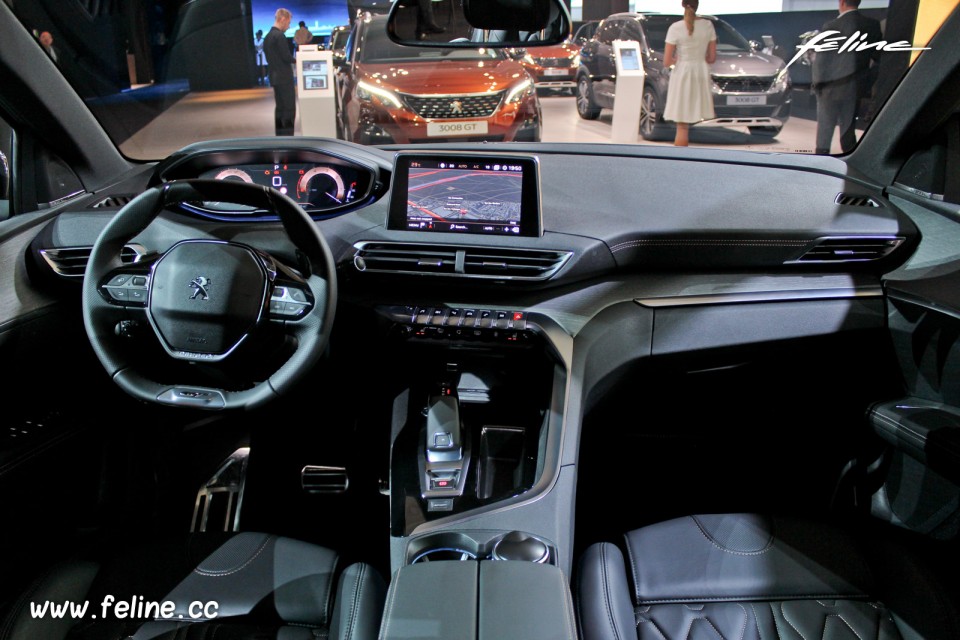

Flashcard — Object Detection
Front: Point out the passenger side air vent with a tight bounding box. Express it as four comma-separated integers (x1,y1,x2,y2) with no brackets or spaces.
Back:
792,236,904,263
835,193,881,208
353,242,572,281
89,194,135,208
39,244,146,278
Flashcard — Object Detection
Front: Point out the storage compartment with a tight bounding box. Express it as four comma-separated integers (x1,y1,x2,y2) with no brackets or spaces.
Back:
477,426,526,500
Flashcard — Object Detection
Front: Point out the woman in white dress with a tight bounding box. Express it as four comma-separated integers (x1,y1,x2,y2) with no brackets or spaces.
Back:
662,0,717,146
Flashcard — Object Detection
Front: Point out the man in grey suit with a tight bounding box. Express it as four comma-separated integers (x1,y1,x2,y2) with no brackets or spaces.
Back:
264,8,296,136
812,0,883,155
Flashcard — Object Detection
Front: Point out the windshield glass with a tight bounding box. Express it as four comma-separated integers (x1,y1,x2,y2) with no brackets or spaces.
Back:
359,26,502,64
7,0,952,160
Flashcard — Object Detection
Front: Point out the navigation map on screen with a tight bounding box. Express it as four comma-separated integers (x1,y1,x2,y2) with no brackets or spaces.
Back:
405,160,524,234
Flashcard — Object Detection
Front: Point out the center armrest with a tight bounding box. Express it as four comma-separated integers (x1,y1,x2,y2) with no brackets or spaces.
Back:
379,561,577,640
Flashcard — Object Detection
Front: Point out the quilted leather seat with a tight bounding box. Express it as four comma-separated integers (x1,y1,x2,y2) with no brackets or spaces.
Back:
577,514,959,640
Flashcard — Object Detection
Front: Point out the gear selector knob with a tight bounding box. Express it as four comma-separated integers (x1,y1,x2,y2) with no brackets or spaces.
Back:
426,393,462,463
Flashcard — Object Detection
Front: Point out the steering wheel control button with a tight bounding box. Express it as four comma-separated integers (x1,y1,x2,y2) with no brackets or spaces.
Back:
268,286,312,318
148,241,268,361
102,273,151,306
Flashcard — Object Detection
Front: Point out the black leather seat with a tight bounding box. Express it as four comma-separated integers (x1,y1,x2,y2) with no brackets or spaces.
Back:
1,532,386,640
577,514,960,640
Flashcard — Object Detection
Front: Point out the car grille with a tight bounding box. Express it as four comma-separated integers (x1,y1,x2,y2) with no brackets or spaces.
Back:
535,57,572,68
712,76,775,93
399,92,504,119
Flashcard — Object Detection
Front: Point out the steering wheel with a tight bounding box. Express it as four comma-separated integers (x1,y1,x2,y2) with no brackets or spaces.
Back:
81,180,337,411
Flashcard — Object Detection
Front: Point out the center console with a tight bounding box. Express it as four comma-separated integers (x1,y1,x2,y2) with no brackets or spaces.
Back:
354,150,579,638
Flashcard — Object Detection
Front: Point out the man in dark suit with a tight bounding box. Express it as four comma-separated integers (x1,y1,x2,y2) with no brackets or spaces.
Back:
264,8,296,136
812,0,883,154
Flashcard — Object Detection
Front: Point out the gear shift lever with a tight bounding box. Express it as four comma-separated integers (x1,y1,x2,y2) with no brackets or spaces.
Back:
426,392,462,462
421,389,469,500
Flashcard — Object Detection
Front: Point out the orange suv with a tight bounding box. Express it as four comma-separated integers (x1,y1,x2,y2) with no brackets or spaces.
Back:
335,15,541,144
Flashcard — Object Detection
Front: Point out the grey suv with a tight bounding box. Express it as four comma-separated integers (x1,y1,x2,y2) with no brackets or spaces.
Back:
576,13,791,139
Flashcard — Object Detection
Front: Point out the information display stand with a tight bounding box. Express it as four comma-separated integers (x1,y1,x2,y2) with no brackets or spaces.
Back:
296,45,337,137
610,40,646,144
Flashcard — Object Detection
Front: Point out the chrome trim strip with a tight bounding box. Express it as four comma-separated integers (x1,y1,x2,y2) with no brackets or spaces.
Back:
396,90,507,99
634,285,883,308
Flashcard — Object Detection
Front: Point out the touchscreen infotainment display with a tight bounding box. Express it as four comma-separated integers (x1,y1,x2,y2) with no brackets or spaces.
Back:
388,154,541,237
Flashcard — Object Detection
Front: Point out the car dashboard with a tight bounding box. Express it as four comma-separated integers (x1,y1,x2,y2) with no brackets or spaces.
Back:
21,136,920,574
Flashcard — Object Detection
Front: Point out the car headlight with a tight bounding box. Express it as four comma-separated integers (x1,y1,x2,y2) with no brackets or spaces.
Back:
356,80,402,108
571,54,580,68
523,54,536,65
505,78,534,104
773,68,791,93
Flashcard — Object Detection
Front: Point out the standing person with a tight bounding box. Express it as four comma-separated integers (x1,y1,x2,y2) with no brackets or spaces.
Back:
254,29,266,86
662,0,717,147
38,31,59,64
294,21,312,48
264,8,296,136
812,0,882,155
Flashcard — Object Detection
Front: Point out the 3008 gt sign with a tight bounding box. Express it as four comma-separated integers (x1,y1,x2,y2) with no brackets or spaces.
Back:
427,121,489,137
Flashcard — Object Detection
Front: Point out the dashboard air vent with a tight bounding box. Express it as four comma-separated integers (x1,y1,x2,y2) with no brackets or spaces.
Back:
39,244,146,278
353,242,571,281
835,193,881,208
793,237,904,263
90,194,135,208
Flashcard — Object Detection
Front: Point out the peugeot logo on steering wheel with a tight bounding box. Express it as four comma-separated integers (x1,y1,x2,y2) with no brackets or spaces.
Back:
189,276,211,300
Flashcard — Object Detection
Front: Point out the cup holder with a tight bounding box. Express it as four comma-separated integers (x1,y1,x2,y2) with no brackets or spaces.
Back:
407,531,482,564
411,547,478,563
406,530,555,565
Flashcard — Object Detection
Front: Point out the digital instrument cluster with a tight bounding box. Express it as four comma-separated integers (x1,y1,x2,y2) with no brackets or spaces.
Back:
198,163,367,213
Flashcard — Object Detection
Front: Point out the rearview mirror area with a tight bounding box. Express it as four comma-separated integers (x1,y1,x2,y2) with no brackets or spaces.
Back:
386,0,571,48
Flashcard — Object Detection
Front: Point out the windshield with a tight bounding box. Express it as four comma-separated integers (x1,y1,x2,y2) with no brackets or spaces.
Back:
7,1,951,160
359,24,502,64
